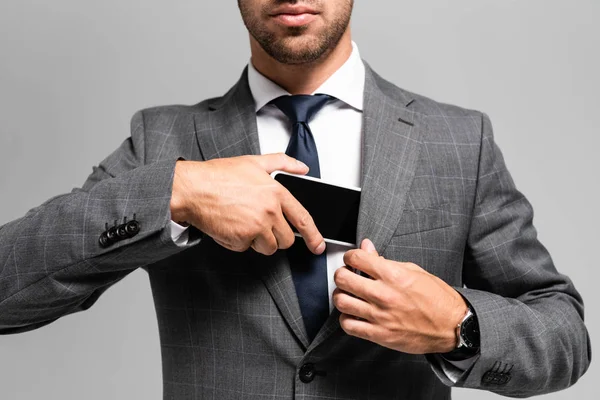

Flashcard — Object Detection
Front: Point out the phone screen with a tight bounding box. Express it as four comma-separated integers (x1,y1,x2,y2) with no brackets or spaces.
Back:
274,173,361,246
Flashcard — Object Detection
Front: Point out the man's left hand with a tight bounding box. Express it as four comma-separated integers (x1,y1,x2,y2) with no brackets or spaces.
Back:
333,239,468,355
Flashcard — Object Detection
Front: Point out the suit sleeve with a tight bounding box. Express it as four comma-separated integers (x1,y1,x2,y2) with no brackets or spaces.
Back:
0,111,200,334
441,113,591,396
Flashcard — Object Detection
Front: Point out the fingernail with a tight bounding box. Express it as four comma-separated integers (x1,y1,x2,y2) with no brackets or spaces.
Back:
364,238,376,253
316,241,326,254
296,160,308,169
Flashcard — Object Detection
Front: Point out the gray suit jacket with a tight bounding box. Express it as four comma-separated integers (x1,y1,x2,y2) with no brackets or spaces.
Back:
0,64,591,399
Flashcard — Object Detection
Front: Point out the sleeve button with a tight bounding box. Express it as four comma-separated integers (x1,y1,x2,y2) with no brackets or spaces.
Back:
106,226,119,241
125,220,140,236
99,232,111,248
117,224,128,239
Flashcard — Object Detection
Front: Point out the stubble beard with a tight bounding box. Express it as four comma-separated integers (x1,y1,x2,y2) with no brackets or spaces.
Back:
240,1,353,65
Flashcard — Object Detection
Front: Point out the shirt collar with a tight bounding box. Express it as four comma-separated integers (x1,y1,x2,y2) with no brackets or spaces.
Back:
247,41,365,112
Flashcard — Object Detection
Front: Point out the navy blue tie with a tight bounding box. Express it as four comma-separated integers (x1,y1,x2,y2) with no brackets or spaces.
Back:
271,94,332,341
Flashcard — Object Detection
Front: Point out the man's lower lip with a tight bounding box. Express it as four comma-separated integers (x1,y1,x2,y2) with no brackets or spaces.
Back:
271,13,317,27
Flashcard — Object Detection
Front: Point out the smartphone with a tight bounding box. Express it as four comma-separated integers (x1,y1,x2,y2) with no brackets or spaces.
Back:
270,171,361,247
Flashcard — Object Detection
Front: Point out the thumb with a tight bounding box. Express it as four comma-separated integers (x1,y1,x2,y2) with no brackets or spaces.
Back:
361,238,379,256
252,153,309,175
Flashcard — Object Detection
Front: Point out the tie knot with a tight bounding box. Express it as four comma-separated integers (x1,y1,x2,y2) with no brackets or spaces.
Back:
270,94,332,124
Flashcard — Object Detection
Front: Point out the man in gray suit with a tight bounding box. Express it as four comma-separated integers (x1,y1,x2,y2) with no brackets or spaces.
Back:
0,0,591,398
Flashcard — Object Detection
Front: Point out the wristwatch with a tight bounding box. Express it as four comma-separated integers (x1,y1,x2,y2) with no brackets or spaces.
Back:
456,306,480,352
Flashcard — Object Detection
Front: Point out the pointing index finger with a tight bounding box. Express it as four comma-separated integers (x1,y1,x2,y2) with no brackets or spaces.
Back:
279,186,325,255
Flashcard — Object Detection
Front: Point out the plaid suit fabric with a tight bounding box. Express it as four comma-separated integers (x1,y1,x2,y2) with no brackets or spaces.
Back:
0,64,590,399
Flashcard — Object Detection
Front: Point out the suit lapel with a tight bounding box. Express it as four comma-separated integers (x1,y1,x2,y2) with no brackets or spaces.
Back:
194,68,310,349
194,68,261,159
356,65,426,255
248,251,311,348
308,64,426,352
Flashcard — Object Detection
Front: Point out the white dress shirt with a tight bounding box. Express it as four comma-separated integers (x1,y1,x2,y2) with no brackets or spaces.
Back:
248,42,364,314
170,42,475,382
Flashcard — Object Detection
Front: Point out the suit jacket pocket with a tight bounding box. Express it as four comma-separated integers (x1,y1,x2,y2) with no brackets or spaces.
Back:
392,203,453,237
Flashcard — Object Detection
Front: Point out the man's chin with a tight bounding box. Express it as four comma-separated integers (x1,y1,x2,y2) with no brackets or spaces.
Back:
270,49,326,65
267,37,328,64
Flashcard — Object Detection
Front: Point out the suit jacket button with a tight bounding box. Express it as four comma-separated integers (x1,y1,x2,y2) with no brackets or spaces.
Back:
499,373,511,385
125,220,140,236
106,226,119,242
117,224,129,239
99,232,111,248
299,363,316,383
482,363,513,386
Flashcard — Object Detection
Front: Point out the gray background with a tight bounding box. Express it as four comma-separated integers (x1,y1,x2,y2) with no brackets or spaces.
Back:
0,0,597,398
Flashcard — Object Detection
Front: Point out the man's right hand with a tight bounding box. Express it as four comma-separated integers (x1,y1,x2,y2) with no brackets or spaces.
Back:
169,153,326,256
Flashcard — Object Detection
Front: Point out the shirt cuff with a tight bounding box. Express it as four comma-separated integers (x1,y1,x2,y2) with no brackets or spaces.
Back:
426,353,480,385
169,220,190,246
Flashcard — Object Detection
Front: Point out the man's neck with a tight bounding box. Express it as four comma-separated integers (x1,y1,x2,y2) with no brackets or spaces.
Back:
249,30,353,95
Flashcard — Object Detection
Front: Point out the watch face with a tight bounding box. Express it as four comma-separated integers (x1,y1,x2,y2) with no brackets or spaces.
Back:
461,314,480,348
